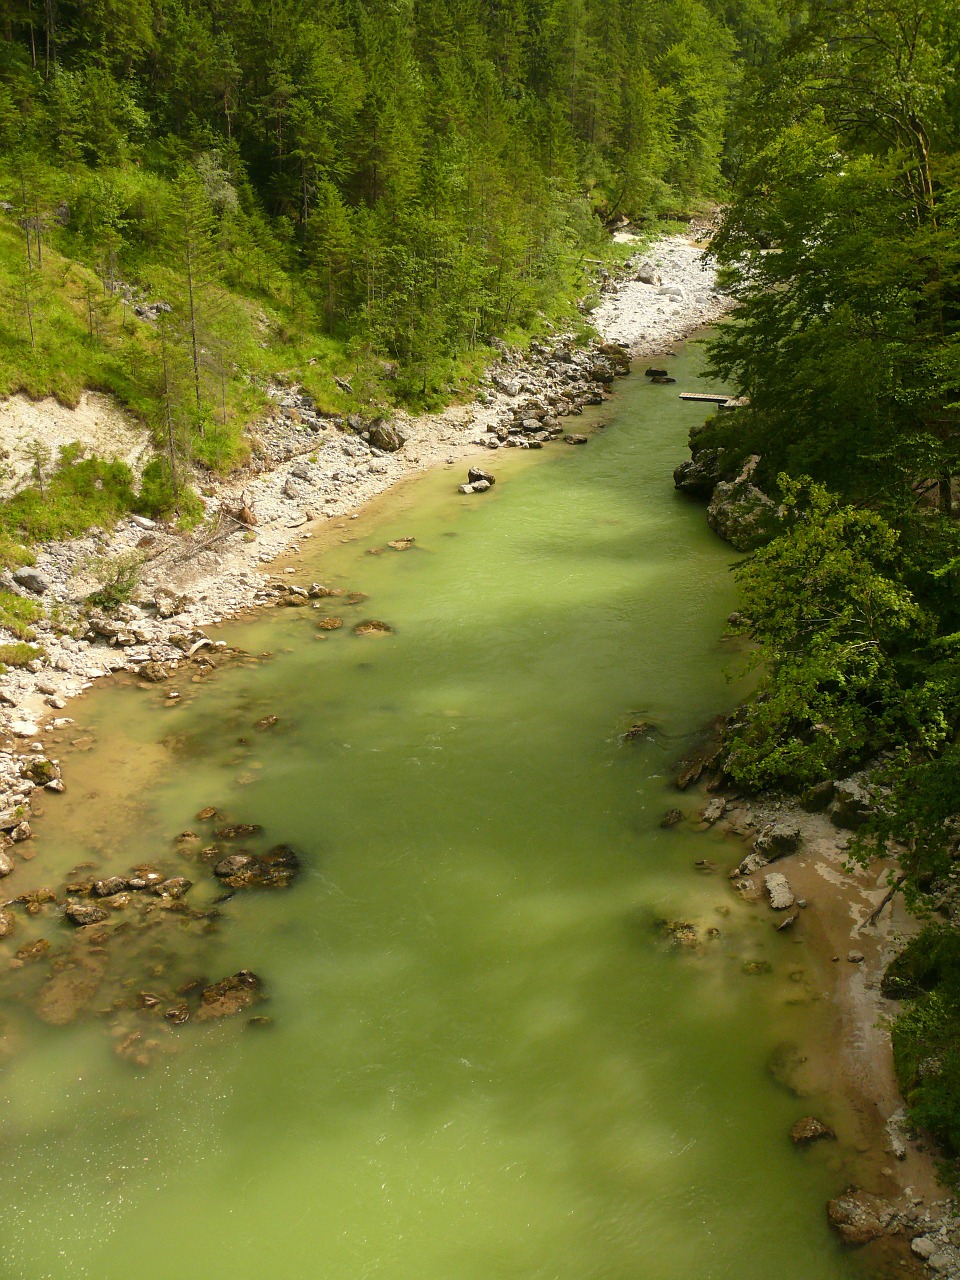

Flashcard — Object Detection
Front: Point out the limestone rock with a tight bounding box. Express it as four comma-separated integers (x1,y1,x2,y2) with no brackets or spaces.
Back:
64,900,109,927
706,456,781,551
790,1116,835,1145
764,872,795,910
826,1188,896,1246
754,820,801,861
12,566,51,595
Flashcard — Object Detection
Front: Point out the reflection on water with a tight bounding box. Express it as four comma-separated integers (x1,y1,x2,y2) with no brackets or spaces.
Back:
0,341,868,1280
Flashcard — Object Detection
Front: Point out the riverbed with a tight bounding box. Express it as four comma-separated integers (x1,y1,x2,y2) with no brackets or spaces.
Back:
0,340,886,1279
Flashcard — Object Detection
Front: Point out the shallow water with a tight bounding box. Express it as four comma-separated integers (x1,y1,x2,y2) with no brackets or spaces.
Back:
0,341,874,1279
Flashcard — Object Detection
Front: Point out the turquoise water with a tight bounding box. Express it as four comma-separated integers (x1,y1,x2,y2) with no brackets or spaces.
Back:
0,340,873,1279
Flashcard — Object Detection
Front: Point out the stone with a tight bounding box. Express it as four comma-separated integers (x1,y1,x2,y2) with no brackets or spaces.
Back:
848,950,865,964
764,872,795,910
387,537,416,550
467,467,495,487
0,907,14,937
366,419,406,452
706,456,781,551
21,758,58,786
826,1189,895,1246
458,483,476,495
801,780,836,812
12,566,50,595
15,937,51,962
700,798,726,825
317,616,343,630
659,809,683,828
911,1237,938,1260
790,1116,835,1145
563,433,588,445
214,823,263,840
194,970,262,1020
64,901,109,927
139,661,172,683
673,454,722,499
214,852,260,881
353,619,393,635
829,777,873,830
10,721,39,738
155,876,192,898
754,820,802,861
92,876,129,897
0,848,13,878
470,479,492,492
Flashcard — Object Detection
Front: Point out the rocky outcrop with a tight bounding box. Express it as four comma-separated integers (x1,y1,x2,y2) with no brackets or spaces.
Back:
826,1188,897,1246
706,456,781,551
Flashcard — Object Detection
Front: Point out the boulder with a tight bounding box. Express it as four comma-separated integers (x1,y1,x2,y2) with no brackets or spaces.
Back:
659,809,683,829
92,876,129,897
366,419,406,452
0,848,13,878
12,566,50,595
754,820,802,861
194,970,262,1020
645,367,669,378
673,452,723,499
467,467,495,487
0,907,14,936
790,1116,835,1145
764,872,795,910
700,798,726,825
706,456,781,551
829,778,873,830
826,1188,896,1246
64,901,109,927
564,434,588,445
21,758,59,786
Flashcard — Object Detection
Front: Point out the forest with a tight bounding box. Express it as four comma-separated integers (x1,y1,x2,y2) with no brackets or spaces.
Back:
698,0,960,1170
0,0,769,502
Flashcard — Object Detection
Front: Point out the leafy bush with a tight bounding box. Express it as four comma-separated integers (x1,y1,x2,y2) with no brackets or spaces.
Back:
85,551,144,611
136,457,204,526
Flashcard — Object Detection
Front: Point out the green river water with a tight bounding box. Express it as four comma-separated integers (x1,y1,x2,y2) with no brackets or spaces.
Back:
0,339,882,1279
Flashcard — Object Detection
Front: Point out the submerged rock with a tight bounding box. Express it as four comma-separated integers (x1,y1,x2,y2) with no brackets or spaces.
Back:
195,970,262,1020
826,1188,896,1246
790,1116,835,1145
353,619,394,636
64,901,109,927
659,809,683,829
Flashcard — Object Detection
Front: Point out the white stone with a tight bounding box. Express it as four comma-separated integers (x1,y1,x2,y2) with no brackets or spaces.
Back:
9,721,39,738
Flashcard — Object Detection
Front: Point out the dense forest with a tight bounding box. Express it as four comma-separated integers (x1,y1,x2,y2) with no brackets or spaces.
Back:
0,0,772,500
698,0,960,1171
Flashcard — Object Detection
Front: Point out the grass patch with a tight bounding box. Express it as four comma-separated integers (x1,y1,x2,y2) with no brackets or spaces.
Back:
0,589,43,639
0,449,136,542
0,640,43,667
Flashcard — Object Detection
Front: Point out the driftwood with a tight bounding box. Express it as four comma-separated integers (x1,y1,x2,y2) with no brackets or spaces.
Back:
862,872,907,930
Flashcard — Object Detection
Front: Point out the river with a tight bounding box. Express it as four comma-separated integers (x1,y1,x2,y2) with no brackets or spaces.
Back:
0,339,879,1279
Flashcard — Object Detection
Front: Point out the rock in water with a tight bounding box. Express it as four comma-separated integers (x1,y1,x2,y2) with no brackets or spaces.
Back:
826,1189,895,1246
64,901,109,927
764,872,795,910
706,455,781,550
790,1116,835,1145
195,971,262,1020
467,467,495,487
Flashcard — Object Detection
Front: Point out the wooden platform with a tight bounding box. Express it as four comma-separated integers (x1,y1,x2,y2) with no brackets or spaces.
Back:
678,392,748,411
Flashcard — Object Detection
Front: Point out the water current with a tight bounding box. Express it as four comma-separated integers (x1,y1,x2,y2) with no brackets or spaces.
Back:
0,339,879,1279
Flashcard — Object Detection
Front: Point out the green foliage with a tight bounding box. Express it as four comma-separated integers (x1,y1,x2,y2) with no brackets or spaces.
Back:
726,480,944,789
0,449,136,541
85,551,145,612
890,934,960,1160
136,457,204,526
0,640,44,668
0,590,42,640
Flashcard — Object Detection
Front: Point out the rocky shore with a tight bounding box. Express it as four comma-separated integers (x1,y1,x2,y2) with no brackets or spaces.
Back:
664,707,959,1272
0,231,730,855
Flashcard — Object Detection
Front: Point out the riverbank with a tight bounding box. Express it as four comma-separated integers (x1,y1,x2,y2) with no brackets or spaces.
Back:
691,751,960,1271
0,232,731,824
